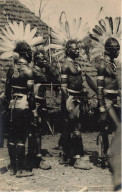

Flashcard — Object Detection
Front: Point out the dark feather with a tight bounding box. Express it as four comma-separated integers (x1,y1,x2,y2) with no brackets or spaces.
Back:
116,17,121,33
108,17,113,34
95,25,103,36
89,34,99,42
99,19,106,32
93,28,102,36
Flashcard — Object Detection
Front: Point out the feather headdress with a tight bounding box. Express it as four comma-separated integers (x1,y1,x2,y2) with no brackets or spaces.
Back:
89,17,121,61
47,12,90,61
0,21,43,60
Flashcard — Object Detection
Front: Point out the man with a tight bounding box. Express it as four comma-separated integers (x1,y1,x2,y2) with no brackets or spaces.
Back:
27,49,51,170
96,37,121,156
5,42,37,177
60,39,92,169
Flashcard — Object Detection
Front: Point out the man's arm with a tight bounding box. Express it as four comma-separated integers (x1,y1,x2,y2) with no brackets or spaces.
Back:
61,64,69,113
26,70,38,121
97,61,106,113
5,67,13,105
61,64,69,98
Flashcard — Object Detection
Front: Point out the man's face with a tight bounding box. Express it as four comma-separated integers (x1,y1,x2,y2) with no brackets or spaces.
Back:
37,53,47,64
16,57,28,67
111,49,120,59
68,43,79,59
35,53,47,74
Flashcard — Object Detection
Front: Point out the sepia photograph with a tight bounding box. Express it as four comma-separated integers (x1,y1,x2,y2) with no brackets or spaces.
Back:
0,0,121,192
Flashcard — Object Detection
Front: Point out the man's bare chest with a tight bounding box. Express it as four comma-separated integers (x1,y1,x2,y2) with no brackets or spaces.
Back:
105,62,117,79
69,63,82,76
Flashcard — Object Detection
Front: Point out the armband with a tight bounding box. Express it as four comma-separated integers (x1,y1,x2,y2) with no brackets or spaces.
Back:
97,76,104,80
97,86,103,89
98,94,104,100
61,83,67,87
61,74,68,79
27,80,34,90
32,109,38,117
99,106,106,112
27,80,34,85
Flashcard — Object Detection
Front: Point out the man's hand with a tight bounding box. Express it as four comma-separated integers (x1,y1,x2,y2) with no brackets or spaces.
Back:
31,109,39,127
31,116,39,128
98,111,107,122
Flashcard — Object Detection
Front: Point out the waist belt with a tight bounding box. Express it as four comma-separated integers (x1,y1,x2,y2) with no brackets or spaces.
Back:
104,89,118,94
35,95,46,100
12,86,27,89
67,88,82,96
13,93,26,97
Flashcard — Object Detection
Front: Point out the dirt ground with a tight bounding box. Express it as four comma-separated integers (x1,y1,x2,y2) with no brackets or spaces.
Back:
0,132,113,192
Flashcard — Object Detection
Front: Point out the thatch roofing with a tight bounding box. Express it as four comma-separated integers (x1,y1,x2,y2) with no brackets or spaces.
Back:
0,0,50,39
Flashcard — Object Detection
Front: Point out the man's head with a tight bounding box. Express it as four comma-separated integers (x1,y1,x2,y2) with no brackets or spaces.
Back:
65,40,79,59
34,49,47,68
14,41,32,64
105,37,120,59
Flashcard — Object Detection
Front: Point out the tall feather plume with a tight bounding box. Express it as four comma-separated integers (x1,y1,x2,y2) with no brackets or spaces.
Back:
48,12,89,61
90,16,121,61
0,21,44,60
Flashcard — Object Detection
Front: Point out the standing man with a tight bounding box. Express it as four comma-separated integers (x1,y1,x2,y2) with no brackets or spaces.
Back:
60,40,92,169
0,21,44,177
47,13,91,169
90,17,121,156
27,49,51,170
96,37,120,155
5,42,37,177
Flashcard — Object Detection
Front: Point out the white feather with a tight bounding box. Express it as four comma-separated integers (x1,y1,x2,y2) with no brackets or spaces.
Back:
0,45,14,52
19,21,24,41
5,25,15,40
0,34,11,42
0,39,15,49
8,22,16,35
24,23,31,41
26,27,37,42
0,51,15,59
52,50,64,57
30,36,43,46
46,44,64,50
1,28,12,40
105,17,112,36
12,21,20,39
58,53,65,61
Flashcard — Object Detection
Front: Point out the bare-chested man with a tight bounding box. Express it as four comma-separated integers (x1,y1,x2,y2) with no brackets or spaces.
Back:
60,39,92,169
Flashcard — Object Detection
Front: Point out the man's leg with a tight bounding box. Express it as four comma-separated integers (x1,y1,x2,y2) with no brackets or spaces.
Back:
14,109,34,177
16,142,25,176
7,110,17,175
59,118,72,164
108,106,120,128
70,103,92,170
8,141,17,175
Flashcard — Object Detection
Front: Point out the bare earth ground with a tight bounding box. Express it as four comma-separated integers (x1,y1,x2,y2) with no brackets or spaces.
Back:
0,132,113,192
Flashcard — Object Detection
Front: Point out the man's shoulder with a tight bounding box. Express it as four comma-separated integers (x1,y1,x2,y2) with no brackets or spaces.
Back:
20,65,33,78
97,59,106,70
61,58,73,68
7,65,14,75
